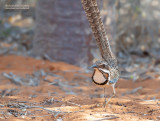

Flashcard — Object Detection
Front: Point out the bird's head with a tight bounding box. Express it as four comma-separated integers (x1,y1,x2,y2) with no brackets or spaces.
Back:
90,61,109,70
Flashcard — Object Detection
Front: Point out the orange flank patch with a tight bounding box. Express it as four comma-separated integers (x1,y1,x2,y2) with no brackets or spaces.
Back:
105,73,109,80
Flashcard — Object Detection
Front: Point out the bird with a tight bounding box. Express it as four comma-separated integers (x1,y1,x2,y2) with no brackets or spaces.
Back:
91,60,119,106
81,0,120,106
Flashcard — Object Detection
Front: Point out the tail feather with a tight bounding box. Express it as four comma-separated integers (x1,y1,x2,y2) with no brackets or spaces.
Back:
81,0,114,61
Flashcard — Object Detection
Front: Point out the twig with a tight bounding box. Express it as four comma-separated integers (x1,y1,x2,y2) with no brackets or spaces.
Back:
122,86,143,96
2,71,41,86
0,104,5,107
1,88,18,97
30,114,54,118
94,116,119,121
18,104,59,113
43,53,54,62
66,101,81,107
7,103,61,117
2,72,23,85
140,99,160,102
2,112,8,119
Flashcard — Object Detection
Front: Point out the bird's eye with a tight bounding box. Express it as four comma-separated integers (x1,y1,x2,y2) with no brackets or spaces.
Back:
101,64,105,68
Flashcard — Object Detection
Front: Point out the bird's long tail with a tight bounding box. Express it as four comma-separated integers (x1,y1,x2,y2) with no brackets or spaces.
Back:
81,0,114,61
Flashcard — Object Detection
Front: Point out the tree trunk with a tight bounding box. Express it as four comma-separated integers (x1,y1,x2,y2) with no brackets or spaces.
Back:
33,0,97,66
33,0,115,66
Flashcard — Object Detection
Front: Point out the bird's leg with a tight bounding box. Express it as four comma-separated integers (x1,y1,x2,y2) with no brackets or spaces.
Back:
105,84,116,105
103,87,107,108
112,83,116,96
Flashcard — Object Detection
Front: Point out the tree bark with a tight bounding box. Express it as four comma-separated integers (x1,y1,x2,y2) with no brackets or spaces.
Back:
33,0,97,66
33,0,115,66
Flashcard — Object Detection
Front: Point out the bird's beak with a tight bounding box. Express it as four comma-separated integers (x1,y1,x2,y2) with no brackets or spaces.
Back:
89,64,97,69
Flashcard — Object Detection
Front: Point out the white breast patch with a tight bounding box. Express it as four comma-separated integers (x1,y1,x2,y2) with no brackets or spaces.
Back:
93,68,106,84
99,68,110,80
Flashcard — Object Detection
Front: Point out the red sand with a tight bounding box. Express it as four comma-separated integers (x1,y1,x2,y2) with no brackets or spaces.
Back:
0,55,159,121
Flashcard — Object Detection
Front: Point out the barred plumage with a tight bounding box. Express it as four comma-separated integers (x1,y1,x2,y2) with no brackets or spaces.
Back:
81,0,120,106
81,0,113,61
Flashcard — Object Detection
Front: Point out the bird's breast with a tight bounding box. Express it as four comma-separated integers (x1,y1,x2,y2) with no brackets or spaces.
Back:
92,68,108,85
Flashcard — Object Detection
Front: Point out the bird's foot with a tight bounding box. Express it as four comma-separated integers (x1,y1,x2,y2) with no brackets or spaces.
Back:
103,93,116,108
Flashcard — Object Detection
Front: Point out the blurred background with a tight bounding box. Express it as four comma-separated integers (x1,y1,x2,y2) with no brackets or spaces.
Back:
0,0,160,76
0,1,160,120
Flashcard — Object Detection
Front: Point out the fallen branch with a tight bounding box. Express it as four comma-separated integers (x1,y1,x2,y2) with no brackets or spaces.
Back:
7,103,62,118
122,86,143,96
66,101,81,107
2,72,23,85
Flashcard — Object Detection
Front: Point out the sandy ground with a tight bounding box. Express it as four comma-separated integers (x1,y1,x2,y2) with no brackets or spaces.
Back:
0,55,159,121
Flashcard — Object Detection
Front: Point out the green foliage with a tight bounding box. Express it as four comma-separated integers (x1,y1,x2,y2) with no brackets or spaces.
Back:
135,6,141,14
0,19,12,38
1,28,12,37
0,20,2,24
